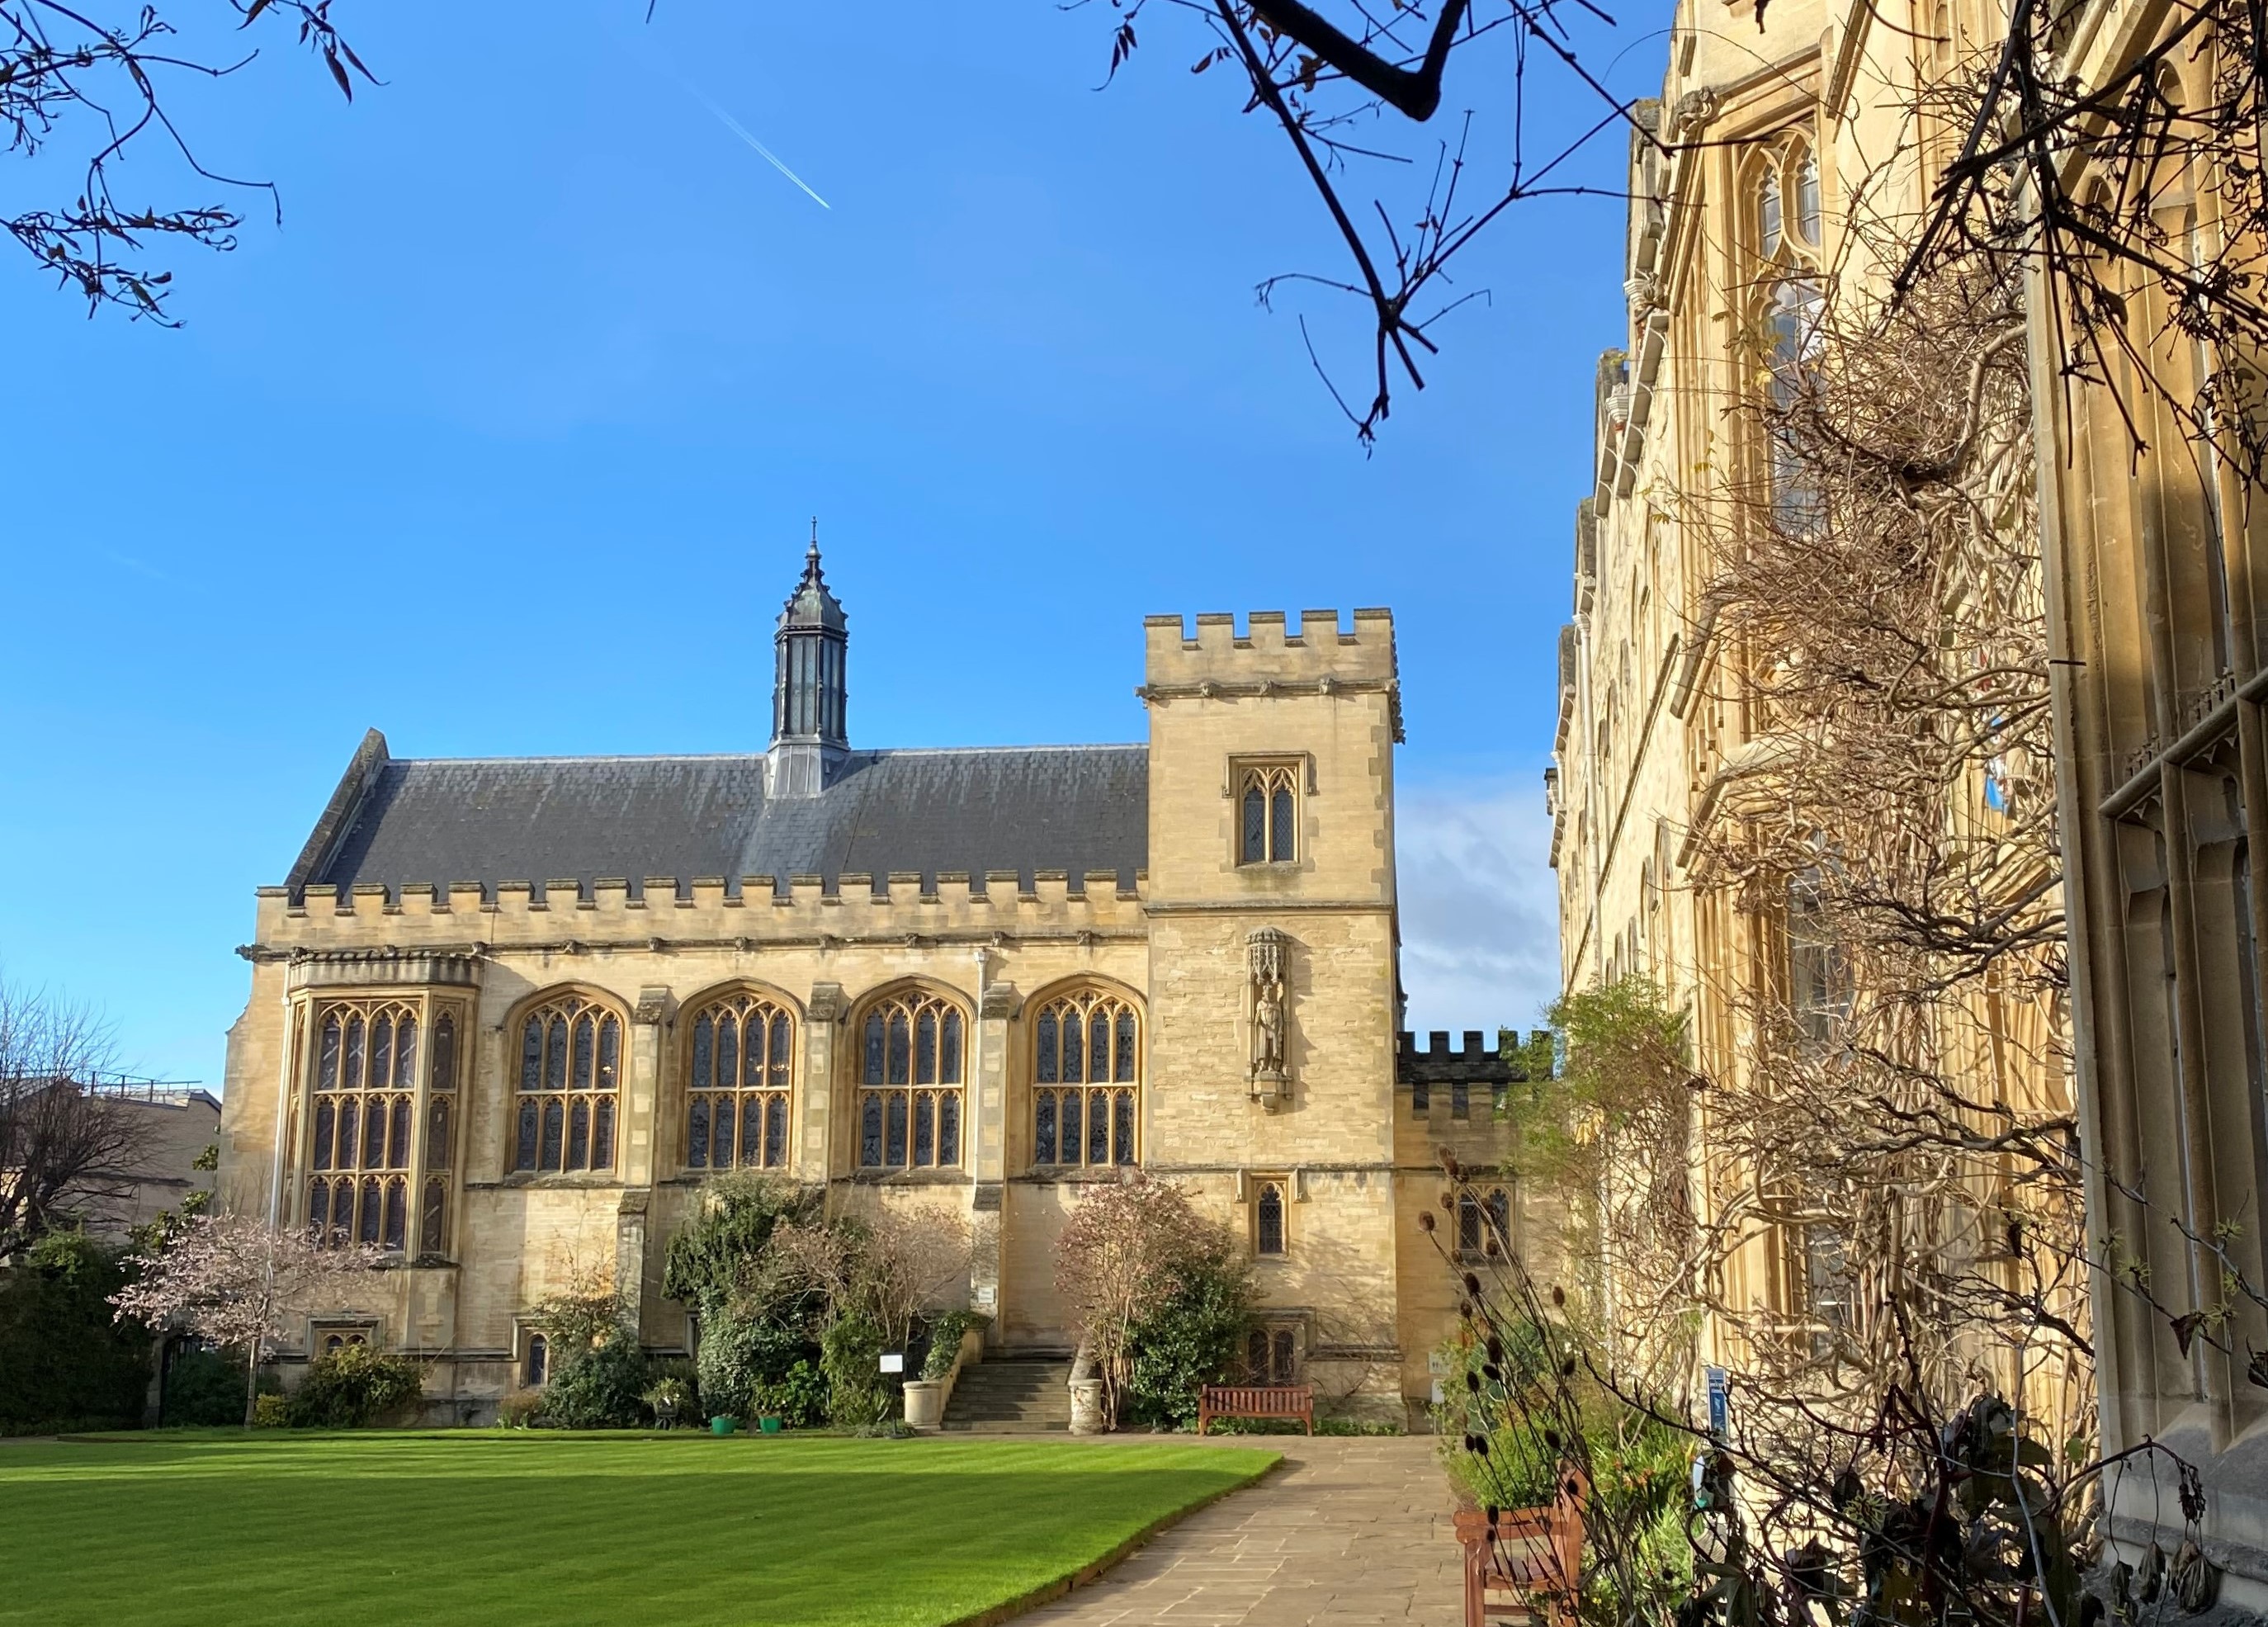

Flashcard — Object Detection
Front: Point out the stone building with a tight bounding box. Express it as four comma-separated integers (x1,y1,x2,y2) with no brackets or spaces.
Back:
1548,0,2072,1417
2031,0,2268,1593
215,545,1526,1421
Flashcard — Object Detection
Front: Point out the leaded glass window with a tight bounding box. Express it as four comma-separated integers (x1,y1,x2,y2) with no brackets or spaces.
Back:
857,991,966,1170
1236,764,1300,865
305,997,428,1251
686,991,795,1171
1255,1180,1288,1256
512,994,622,1174
1457,1185,1513,1257
1032,988,1141,1169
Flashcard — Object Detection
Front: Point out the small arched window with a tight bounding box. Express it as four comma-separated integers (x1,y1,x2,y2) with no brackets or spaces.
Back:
858,990,966,1170
685,991,796,1171
1237,764,1299,865
1032,988,1141,1167
1793,151,1821,246
1457,1185,1514,1256
512,994,622,1174
307,998,419,1250
1254,1180,1288,1256
525,1333,549,1387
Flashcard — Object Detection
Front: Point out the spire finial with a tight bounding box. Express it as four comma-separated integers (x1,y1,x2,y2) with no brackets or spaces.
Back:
809,516,820,560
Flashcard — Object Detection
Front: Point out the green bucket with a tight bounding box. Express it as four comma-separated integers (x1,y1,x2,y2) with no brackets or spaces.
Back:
759,1417,783,1435
710,1416,736,1436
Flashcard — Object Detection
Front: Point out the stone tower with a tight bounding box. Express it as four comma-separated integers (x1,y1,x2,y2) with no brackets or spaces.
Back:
1137,608,1405,1383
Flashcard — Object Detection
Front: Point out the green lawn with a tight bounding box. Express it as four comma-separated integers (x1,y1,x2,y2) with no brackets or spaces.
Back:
0,1431,1278,1627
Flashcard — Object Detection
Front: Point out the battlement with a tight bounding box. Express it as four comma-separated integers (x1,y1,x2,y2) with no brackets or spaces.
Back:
248,868,1150,959
1395,1029,1530,1085
1141,608,1396,691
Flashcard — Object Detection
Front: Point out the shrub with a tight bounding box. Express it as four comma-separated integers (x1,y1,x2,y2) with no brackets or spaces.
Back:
919,1310,986,1379
497,1388,545,1428
751,1358,828,1426
820,1308,894,1426
287,1345,425,1428
543,1332,650,1429
663,1173,818,1316
0,1232,151,1433
252,1393,292,1428
695,1311,813,1421
1122,1248,1254,1431
162,1346,251,1427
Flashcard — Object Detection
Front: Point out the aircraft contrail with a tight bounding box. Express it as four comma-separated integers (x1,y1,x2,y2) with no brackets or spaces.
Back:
683,82,832,211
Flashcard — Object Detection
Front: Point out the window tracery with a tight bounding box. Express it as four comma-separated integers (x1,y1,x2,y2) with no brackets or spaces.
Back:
685,991,795,1171
512,993,622,1175
857,990,966,1171
307,998,422,1251
1236,764,1299,865
1032,988,1140,1167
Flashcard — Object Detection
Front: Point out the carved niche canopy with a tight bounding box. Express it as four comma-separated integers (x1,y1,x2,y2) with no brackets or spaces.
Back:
1247,926,1293,1110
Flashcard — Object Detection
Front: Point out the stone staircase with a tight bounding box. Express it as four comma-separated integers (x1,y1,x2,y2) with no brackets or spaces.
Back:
939,1355,1075,1431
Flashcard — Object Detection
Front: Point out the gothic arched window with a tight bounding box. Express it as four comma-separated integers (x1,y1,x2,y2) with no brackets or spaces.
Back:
858,990,966,1170
1032,988,1141,1167
1238,764,1299,865
685,991,795,1171
512,993,623,1175
1254,1180,1288,1256
307,997,421,1250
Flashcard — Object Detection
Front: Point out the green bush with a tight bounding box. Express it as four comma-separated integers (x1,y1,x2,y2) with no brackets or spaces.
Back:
542,1332,650,1429
695,1312,815,1421
663,1173,818,1314
252,1393,292,1428
286,1345,425,1428
919,1311,986,1379
1122,1251,1254,1431
0,1232,150,1433
162,1347,249,1427
820,1309,894,1426
751,1358,828,1427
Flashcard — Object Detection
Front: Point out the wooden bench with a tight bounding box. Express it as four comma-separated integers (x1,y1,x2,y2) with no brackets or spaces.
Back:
1196,1383,1315,1435
1453,1469,1587,1627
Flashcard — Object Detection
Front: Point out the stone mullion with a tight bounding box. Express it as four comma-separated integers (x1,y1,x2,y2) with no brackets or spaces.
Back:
971,981,1015,1334
403,989,432,1258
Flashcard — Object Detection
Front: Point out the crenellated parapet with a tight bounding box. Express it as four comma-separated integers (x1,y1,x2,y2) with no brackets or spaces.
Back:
1139,608,1400,744
240,868,1150,962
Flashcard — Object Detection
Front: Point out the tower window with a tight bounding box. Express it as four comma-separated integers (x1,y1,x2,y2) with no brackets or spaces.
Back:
1254,1180,1288,1256
1236,764,1301,865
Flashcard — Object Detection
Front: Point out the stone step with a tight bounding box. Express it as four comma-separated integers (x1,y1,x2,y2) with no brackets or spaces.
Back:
942,1360,1075,1431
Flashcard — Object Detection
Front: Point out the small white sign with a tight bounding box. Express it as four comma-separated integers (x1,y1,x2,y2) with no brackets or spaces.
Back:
879,1352,905,1374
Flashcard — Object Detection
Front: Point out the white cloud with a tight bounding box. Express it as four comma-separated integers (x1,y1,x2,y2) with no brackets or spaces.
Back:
1396,777,1563,1042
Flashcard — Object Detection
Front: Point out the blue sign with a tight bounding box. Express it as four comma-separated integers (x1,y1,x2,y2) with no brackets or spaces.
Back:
1705,1366,1730,1440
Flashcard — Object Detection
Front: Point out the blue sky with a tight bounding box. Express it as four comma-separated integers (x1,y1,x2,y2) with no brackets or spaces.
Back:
0,2,1657,1084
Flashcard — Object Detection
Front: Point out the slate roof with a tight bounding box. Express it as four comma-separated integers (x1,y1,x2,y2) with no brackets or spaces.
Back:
293,735,1149,899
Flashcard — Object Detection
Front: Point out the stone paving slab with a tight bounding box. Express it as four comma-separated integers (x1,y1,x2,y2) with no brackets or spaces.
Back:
1013,1435,1464,1626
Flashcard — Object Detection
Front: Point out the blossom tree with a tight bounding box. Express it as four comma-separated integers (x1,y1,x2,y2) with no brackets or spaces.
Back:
1053,1174,1220,1427
111,1213,381,1426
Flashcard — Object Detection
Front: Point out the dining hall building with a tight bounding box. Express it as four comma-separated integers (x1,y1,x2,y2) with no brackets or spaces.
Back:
214,542,1530,1423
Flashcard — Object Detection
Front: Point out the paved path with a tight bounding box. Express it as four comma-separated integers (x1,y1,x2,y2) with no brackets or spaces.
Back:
1018,1435,1465,1626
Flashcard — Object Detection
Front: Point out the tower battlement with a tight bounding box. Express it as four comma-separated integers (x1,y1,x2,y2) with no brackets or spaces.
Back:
1141,608,1396,692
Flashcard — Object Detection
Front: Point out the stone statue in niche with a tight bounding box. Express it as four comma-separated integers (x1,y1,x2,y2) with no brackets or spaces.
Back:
1247,927,1292,1107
